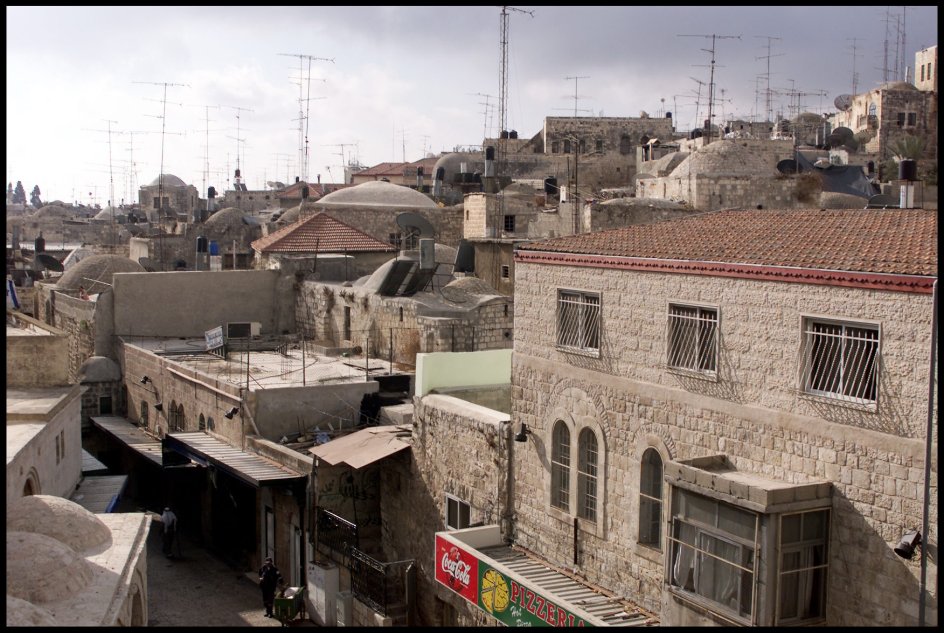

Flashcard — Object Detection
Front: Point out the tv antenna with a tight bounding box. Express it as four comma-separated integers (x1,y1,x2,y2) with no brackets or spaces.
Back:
846,37,862,96
688,76,707,135
278,53,334,182
564,75,590,117
467,92,495,145
183,103,224,199
132,80,189,271
754,35,783,124
220,104,254,179
81,119,120,245
497,5,534,216
678,33,741,143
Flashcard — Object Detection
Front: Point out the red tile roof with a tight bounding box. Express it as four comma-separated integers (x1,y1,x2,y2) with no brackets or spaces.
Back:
251,212,397,254
516,209,937,277
354,157,439,178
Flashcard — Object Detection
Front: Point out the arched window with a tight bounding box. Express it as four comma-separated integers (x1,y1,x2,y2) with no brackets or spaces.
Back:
562,138,572,154
577,429,599,522
639,448,664,548
199,413,206,431
551,421,571,511
619,134,632,154
207,416,215,431
169,400,178,431
140,400,149,428
176,403,185,431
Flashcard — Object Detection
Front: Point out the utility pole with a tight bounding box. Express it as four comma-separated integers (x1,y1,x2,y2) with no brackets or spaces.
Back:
133,80,189,271
564,75,590,118
278,53,334,182
679,33,741,144
497,5,534,215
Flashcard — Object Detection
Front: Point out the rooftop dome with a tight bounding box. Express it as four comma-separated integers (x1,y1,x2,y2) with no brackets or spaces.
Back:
31,204,71,218
878,80,918,92
78,356,122,383
275,205,301,226
431,152,484,182
7,494,111,551
6,531,94,603
204,207,249,230
316,180,438,209
670,140,778,179
147,173,188,188
440,275,501,304
56,254,145,293
6,595,58,627
358,243,457,292
93,206,121,221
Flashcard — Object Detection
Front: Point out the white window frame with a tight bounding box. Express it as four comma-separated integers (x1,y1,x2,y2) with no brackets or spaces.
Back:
556,289,601,357
799,316,880,407
550,421,571,512
576,428,598,522
776,509,830,624
666,302,719,378
547,417,606,538
638,448,663,549
444,494,472,530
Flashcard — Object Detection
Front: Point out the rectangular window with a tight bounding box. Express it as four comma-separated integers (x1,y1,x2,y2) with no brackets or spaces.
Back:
557,290,601,354
921,65,925,81
503,215,515,233
667,304,718,375
669,489,757,621
595,139,604,152
500,265,510,280
445,495,471,530
777,510,830,623
99,395,113,415
551,141,560,154
898,112,906,126
801,318,879,405
907,112,917,126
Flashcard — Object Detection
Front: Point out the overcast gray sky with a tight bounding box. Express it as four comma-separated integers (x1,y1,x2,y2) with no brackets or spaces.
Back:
6,5,938,205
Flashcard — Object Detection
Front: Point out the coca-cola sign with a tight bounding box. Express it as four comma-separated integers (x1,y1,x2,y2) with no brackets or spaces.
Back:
435,535,478,603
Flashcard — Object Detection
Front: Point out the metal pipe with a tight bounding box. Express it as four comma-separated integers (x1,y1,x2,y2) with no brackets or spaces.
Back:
919,278,937,626
573,517,578,566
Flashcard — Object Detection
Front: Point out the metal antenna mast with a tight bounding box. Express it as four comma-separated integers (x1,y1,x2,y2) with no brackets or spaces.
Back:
847,37,861,96
133,80,188,271
497,5,534,198
688,76,707,136
754,35,783,125
564,75,590,117
678,33,741,143
467,92,495,145
278,53,333,182
220,104,254,177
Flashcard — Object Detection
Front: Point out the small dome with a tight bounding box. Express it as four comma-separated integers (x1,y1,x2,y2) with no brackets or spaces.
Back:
316,180,438,209
6,595,58,627
204,207,248,230
147,173,188,188
431,152,484,182
7,494,111,551
78,356,122,383
31,204,71,218
93,207,121,220
6,531,94,603
56,254,145,293
671,141,777,179
819,191,868,209
276,205,301,225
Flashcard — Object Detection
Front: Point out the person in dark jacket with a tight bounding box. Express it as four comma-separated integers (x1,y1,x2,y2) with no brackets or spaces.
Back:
258,557,283,618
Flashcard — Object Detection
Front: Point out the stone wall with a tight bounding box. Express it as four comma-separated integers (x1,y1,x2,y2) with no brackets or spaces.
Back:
6,319,70,388
510,260,937,625
380,393,511,625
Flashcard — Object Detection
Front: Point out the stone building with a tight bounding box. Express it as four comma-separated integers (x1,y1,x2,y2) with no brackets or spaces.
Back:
350,157,440,188
499,208,936,626
915,44,938,93
138,173,201,223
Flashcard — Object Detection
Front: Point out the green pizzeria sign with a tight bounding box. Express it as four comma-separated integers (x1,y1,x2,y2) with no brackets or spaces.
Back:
436,535,590,627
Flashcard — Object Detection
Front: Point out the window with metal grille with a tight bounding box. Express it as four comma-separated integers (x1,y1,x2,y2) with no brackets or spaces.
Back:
503,215,515,232
445,494,471,530
500,265,510,280
577,429,598,522
551,421,571,511
777,510,829,623
639,448,663,548
800,319,879,405
557,290,601,354
667,304,718,374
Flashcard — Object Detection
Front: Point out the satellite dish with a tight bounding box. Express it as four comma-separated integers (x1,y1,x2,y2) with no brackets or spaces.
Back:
833,94,853,111
35,252,64,272
776,159,800,174
395,212,434,239
828,126,858,151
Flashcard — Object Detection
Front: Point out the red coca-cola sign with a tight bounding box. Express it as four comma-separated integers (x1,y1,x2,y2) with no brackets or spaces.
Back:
435,534,478,603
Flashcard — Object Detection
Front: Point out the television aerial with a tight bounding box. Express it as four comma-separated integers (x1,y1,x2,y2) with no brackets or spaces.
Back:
395,212,434,244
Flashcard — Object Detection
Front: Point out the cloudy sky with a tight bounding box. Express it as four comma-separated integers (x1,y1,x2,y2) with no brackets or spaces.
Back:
6,5,937,206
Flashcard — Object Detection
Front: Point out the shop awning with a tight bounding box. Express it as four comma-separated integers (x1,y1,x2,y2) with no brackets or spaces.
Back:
162,432,306,488
309,424,411,469
91,415,163,466
435,526,658,627
70,475,128,513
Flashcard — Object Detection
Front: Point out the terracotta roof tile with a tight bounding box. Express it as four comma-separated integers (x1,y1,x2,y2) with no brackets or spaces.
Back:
251,212,396,254
517,208,937,277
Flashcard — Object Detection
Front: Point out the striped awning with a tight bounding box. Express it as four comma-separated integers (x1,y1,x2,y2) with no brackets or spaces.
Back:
163,432,306,488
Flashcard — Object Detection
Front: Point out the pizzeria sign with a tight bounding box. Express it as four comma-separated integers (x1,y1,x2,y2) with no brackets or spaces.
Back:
435,534,590,627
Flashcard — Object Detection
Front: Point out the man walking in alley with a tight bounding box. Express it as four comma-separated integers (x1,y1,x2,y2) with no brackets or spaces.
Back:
258,556,283,618
161,506,178,558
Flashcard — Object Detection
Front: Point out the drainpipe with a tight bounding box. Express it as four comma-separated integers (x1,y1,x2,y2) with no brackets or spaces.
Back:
919,279,937,626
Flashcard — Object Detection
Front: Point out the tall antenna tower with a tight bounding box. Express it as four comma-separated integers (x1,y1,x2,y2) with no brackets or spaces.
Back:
882,8,894,83
847,37,861,96
467,92,495,146
220,104,254,186
133,80,189,271
679,33,741,144
278,53,334,182
564,75,590,117
688,76,707,135
497,5,534,198
754,35,783,124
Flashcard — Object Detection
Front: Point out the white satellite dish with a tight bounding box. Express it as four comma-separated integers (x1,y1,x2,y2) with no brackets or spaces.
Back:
833,94,853,112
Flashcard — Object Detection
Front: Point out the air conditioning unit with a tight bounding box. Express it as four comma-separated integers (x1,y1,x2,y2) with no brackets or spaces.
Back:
226,321,261,338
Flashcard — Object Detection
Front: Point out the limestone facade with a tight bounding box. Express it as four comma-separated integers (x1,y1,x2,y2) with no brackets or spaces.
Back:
510,260,937,626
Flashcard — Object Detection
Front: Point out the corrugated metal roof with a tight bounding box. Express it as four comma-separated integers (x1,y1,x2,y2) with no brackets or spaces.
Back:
164,432,305,487
91,415,163,465
309,424,411,469
516,208,937,277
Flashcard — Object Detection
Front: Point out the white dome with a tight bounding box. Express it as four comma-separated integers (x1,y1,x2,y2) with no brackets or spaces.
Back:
317,180,438,209
6,531,94,603
6,595,58,626
7,494,111,551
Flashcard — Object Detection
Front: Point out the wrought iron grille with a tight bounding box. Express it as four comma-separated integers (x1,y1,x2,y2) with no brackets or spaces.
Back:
316,507,358,560
800,320,879,405
667,305,718,374
350,548,387,614
557,290,601,353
